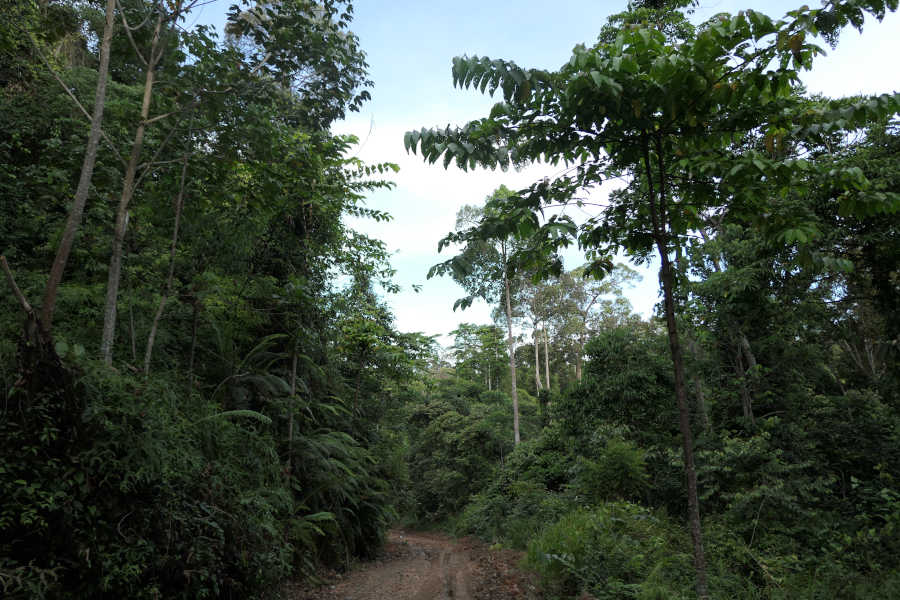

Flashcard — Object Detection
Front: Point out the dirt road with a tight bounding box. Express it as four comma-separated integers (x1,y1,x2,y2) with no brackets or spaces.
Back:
286,529,542,600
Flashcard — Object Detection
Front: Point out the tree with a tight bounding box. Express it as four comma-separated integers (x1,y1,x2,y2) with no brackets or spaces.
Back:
517,278,556,392
1,2,414,594
40,0,117,333
406,2,899,595
557,263,640,381
99,0,376,364
450,322,506,390
430,186,526,444
1,0,117,344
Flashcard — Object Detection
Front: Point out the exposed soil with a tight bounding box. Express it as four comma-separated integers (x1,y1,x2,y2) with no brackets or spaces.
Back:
285,529,543,600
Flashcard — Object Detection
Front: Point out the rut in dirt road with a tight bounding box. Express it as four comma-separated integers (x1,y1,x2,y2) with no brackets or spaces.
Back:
286,529,541,600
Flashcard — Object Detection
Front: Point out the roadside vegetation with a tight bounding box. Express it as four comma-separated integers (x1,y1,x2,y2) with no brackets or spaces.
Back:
2,1,898,599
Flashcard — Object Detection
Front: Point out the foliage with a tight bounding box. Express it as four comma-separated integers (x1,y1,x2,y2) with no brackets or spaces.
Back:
524,503,693,599
0,1,414,597
557,323,676,446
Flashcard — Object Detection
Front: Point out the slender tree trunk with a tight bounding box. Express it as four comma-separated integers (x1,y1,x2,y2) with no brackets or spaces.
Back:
658,242,709,600
693,377,711,431
645,134,708,599
735,344,755,424
143,149,190,375
40,0,117,331
739,333,758,376
502,242,520,445
686,337,711,431
534,329,542,392
129,306,137,361
575,335,584,381
100,7,165,364
543,328,550,390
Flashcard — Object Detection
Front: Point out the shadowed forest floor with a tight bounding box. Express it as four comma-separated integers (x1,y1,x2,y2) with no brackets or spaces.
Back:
286,530,544,600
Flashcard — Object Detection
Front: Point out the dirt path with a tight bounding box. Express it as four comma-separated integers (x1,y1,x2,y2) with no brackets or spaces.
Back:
286,529,542,600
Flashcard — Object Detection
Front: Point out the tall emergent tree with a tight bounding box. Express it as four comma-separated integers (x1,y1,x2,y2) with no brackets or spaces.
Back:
406,1,899,596
430,186,525,444
558,263,639,381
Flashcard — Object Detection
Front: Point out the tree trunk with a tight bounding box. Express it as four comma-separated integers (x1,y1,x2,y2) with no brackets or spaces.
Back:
100,7,165,364
502,242,520,445
534,329,542,392
129,306,137,361
658,243,709,600
143,149,190,375
693,377,711,431
543,328,550,390
739,333,758,376
686,337,711,431
735,344,755,424
40,0,117,331
645,134,708,599
575,335,584,381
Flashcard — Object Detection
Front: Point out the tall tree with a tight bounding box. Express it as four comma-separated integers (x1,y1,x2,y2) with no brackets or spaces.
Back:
429,186,525,444
558,263,639,382
99,0,187,363
40,0,117,333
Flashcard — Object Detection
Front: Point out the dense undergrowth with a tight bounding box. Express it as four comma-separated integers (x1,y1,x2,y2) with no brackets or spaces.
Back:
404,316,900,599
0,347,407,598
1,1,417,597
4,1,900,599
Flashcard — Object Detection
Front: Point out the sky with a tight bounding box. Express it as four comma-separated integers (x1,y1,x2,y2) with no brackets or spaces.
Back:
191,1,900,345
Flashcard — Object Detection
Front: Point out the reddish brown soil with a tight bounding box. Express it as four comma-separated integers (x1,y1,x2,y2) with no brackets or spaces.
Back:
285,529,543,600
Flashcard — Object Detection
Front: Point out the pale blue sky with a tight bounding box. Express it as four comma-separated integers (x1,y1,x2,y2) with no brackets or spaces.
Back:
192,1,900,344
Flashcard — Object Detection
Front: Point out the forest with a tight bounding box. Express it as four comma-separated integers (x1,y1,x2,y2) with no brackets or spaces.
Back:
1,0,898,599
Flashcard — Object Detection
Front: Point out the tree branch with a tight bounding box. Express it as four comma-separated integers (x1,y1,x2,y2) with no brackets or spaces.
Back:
117,0,149,67
1,256,35,316
28,35,127,168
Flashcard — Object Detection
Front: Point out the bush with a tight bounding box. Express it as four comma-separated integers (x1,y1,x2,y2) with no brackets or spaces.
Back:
406,403,502,522
569,438,649,503
524,503,693,599
0,362,297,599
457,478,573,548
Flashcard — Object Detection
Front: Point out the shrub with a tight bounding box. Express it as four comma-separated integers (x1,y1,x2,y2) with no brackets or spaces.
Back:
524,503,693,599
569,438,649,503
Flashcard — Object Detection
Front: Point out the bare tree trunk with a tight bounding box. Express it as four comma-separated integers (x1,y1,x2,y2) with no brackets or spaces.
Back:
735,344,755,424
100,7,166,364
543,328,550,390
645,134,708,599
693,377,711,431
658,240,709,600
40,0,117,331
685,337,711,431
739,333,758,375
129,306,137,361
143,149,190,375
575,336,584,381
534,329,542,392
502,242,520,445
